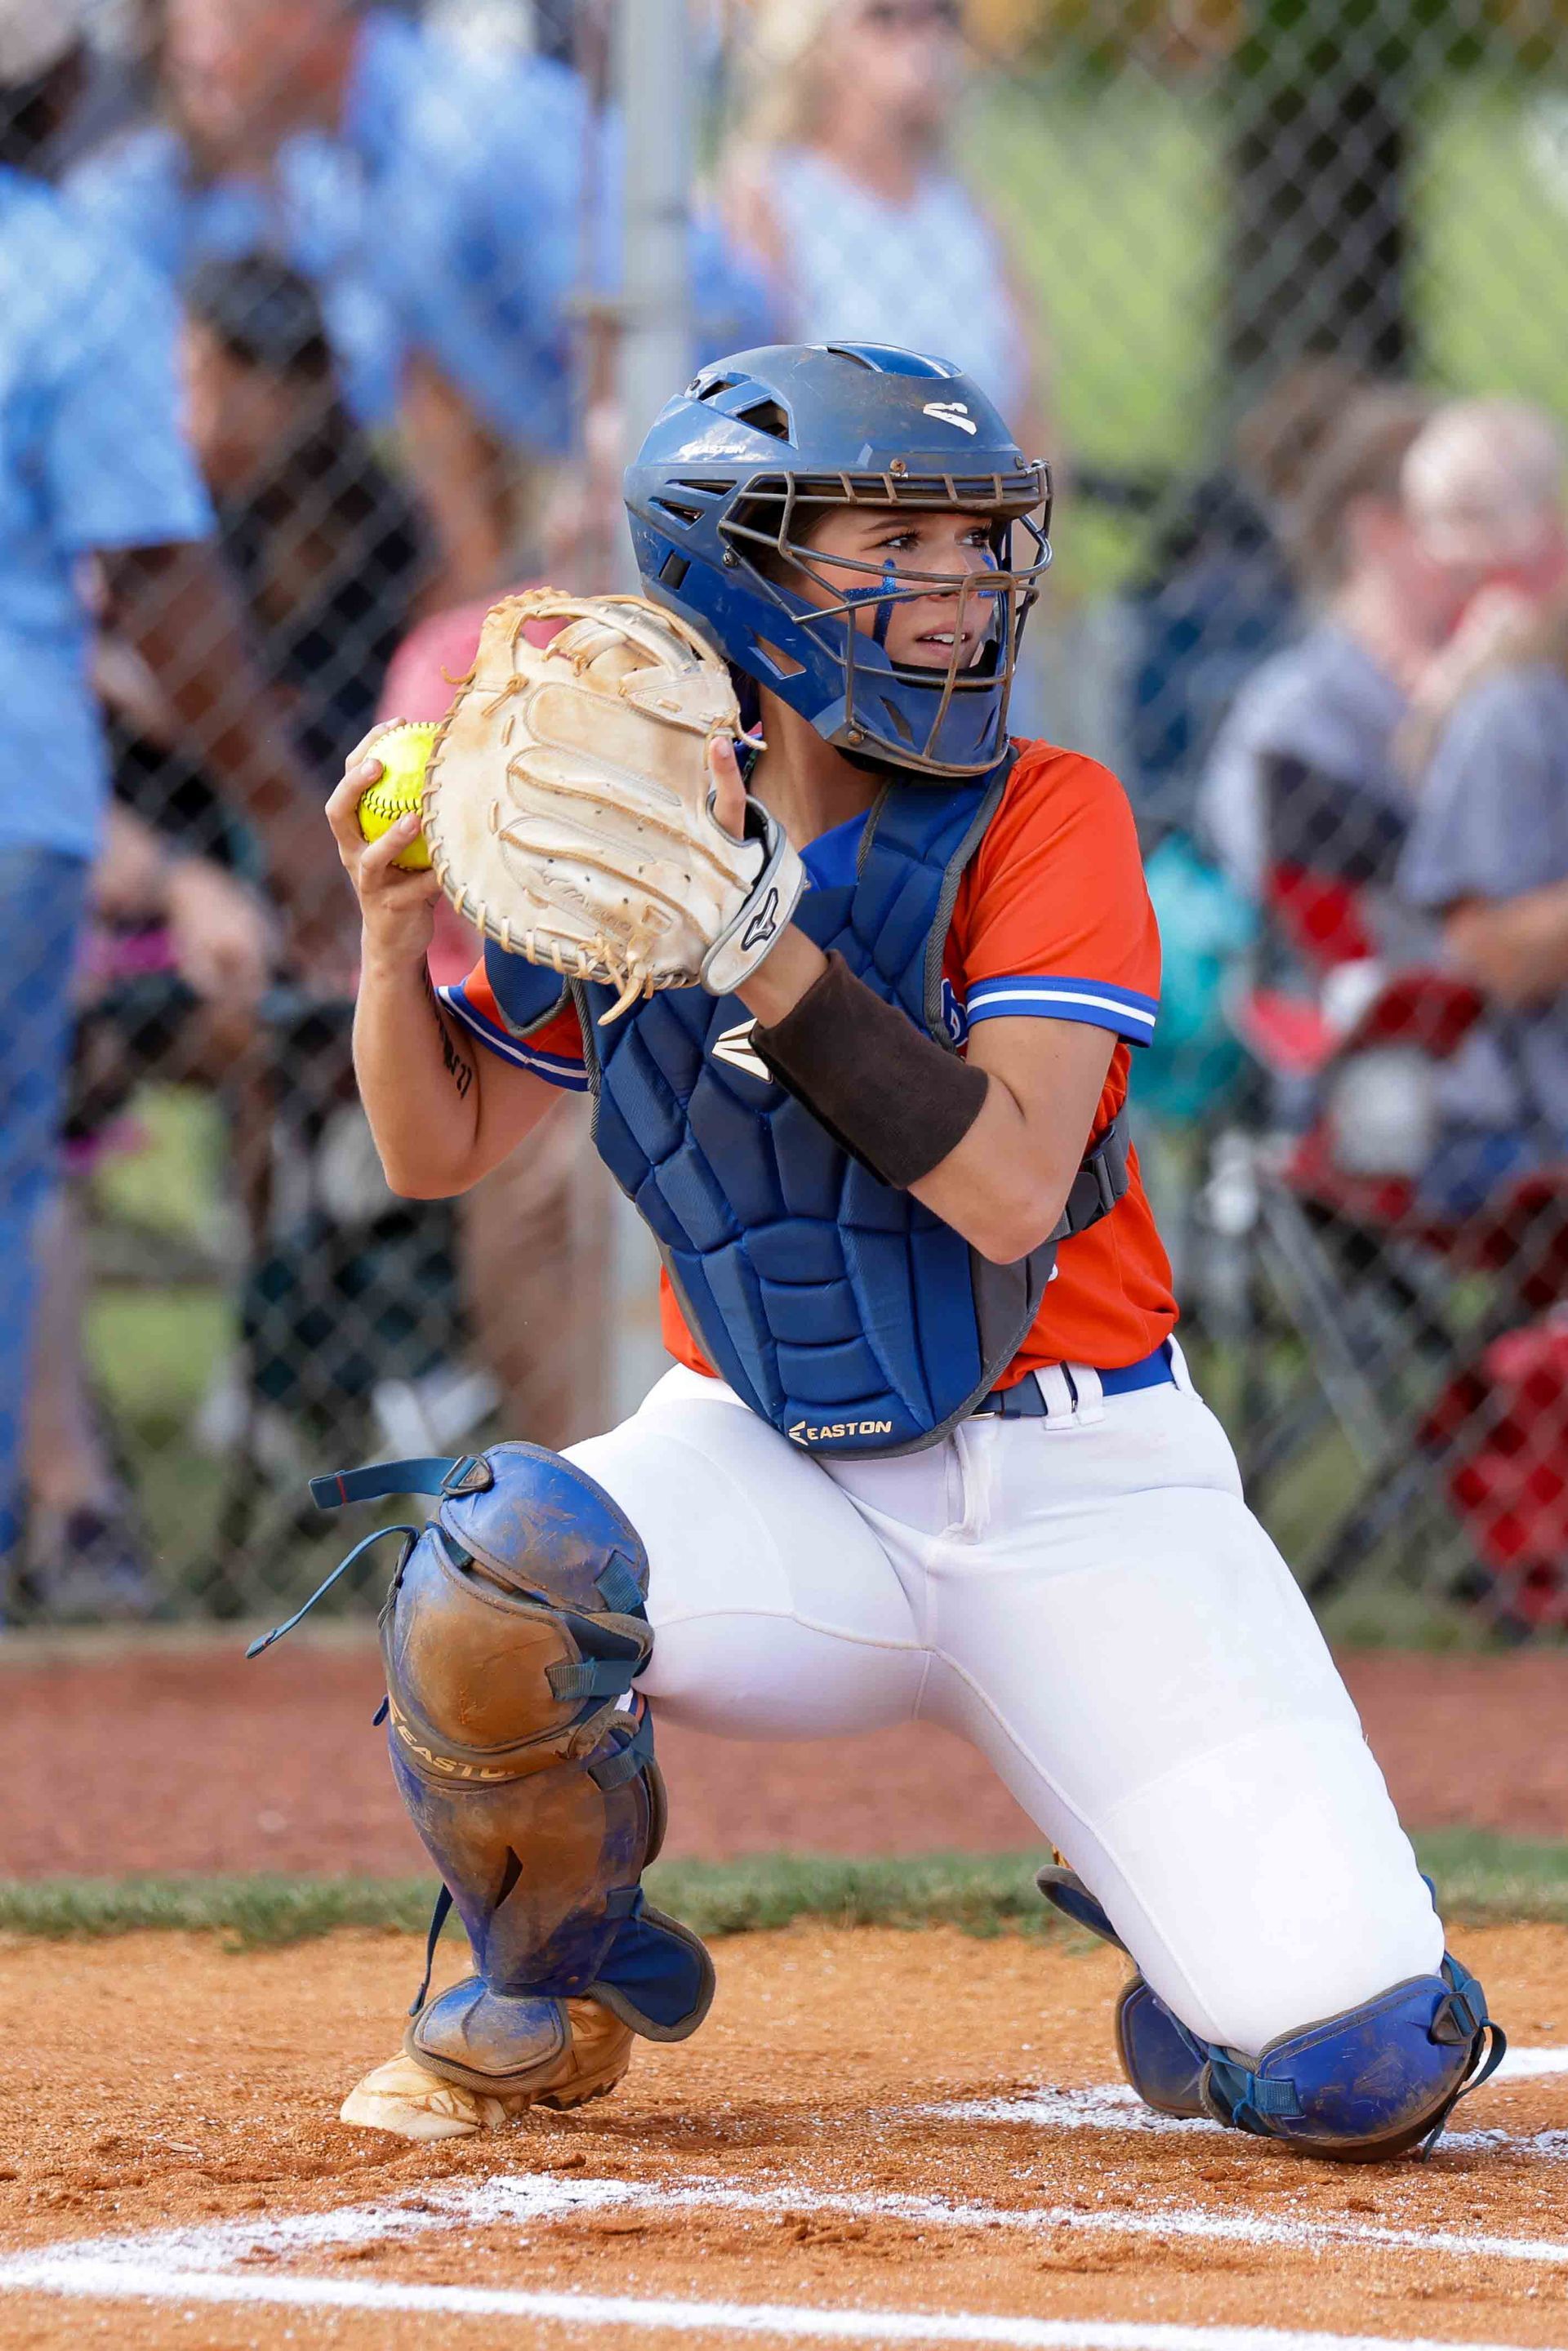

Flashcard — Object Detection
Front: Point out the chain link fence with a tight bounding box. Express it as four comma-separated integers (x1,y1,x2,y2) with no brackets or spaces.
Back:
7,0,1568,1636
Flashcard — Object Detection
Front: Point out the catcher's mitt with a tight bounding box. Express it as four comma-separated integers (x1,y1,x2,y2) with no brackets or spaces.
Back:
424,590,804,1020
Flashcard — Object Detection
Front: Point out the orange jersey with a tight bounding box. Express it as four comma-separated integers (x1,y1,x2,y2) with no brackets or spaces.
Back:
442,737,1176,1383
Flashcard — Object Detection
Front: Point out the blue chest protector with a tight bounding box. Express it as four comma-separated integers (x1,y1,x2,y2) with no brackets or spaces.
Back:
485,762,1128,1458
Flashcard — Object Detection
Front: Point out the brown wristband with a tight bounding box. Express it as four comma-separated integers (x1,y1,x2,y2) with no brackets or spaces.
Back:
752,951,989,1189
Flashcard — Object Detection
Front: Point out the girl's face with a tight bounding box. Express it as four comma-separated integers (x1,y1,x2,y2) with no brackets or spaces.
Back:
822,0,964,140
180,318,296,495
791,505,1000,670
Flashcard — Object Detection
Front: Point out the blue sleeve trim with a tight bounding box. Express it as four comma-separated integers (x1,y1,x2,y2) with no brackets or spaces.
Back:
964,974,1158,1046
438,982,588,1090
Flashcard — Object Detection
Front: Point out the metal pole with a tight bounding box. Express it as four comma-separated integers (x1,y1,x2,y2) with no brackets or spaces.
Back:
609,0,694,1415
613,0,693,584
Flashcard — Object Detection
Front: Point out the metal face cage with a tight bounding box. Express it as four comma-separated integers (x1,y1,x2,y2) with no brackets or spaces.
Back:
718,462,1053,775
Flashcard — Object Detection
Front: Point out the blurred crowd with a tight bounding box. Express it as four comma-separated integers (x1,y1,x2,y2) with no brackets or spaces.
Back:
2,0,1041,1619
1141,379,1568,1629
5,0,1568,1625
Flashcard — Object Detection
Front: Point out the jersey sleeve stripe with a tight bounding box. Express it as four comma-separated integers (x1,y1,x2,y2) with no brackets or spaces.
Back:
964,975,1158,1043
437,982,589,1090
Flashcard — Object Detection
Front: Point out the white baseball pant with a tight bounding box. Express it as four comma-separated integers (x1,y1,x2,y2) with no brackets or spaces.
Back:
568,1344,1442,2059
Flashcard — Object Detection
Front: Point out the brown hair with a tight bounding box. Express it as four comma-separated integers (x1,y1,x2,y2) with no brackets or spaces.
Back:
1234,357,1372,509
1286,385,1434,596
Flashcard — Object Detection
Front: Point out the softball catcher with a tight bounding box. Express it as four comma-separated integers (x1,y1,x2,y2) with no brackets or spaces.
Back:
317,341,1503,2158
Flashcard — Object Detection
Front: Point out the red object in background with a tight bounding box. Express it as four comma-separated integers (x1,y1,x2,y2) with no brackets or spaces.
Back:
1425,1315,1568,1628
375,585,565,986
1267,863,1377,970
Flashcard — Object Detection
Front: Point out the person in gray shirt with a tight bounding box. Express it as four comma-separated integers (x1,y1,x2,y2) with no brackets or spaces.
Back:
1399,644,1568,1206
1393,401,1568,1213
1200,390,1444,919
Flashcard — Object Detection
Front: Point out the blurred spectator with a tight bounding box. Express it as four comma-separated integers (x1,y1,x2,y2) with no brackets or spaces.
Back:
66,0,576,599
69,0,773,603
0,1,328,1596
1122,358,1368,834
722,0,1045,451
20,804,271,1620
1199,387,1445,926
1393,399,1568,780
183,256,429,782
1396,404,1568,1204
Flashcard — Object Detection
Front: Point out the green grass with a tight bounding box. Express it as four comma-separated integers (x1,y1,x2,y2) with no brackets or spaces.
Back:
91,1085,230,1245
1411,1828,1568,1924
87,1288,235,1435
956,73,1568,612
964,78,1222,473
1418,87,1568,417
2,1837,1566,1948
960,76,1223,601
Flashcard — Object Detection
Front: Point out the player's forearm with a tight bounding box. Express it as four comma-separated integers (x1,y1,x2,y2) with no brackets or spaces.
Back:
908,1077,1086,1264
399,356,511,608
354,949,486,1196
1446,885,1568,1008
744,940,1094,1263
105,543,322,854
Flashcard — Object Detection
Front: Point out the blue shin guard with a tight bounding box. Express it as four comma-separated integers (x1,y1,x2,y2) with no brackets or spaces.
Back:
1037,1863,1503,2159
314,1444,714,2096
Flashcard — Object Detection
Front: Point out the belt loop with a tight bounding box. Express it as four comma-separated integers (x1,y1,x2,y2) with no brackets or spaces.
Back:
1034,1364,1075,1423
1166,1336,1195,1396
1068,1363,1104,1426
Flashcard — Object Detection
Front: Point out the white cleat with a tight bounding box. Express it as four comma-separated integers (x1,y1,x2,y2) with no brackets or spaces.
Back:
339,2053,531,2142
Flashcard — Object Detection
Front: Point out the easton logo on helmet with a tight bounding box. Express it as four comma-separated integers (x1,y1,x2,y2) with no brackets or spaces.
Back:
922,399,978,434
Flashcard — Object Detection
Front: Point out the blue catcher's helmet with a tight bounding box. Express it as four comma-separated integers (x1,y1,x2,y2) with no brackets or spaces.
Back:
624,341,1051,778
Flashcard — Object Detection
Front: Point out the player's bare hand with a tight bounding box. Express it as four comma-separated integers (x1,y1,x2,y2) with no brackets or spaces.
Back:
327,737,441,968
165,857,273,1011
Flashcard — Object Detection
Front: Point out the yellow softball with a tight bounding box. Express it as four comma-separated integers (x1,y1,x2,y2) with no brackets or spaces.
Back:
357,721,441,870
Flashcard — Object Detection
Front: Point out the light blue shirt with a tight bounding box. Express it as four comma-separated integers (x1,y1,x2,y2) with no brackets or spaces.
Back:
765,149,1030,426
68,15,773,454
0,167,212,861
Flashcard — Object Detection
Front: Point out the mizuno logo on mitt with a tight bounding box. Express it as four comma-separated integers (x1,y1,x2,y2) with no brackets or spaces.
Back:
741,888,780,951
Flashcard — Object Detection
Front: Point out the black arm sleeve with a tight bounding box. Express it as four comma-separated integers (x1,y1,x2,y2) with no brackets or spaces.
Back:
751,951,989,1190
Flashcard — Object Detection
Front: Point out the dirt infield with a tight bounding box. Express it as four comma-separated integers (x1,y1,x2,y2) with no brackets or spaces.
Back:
2,1923,1568,2349
3,1633,1568,1877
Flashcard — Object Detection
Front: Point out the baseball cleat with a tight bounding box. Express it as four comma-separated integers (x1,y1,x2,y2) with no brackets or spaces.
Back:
340,1998,635,2140
340,2053,528,2142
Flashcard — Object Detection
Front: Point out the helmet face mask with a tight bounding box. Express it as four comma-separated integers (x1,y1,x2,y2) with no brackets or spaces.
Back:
723,483,1049,772
624,342,1052,779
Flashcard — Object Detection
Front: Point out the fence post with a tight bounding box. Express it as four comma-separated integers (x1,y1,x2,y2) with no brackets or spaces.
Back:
615,0,693,564
609,0,695,1416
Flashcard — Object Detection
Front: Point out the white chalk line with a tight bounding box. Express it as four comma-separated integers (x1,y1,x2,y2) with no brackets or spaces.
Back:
932,2072,1568,2160
929,2083,1568,2162
0,2260,1560,2351
1496,2046,1568,2082
12,2158,1568,2308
